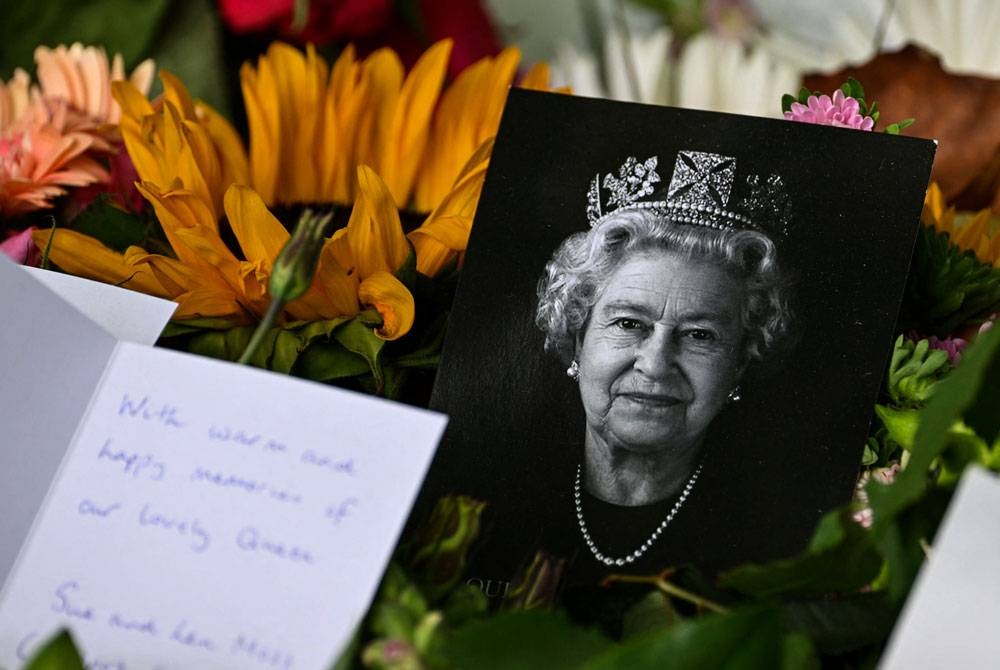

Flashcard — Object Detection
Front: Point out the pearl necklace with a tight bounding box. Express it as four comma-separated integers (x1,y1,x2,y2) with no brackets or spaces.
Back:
574,463,703,567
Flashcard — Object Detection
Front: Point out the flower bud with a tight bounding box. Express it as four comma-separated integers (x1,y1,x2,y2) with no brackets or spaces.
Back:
404,495,486,603
268,208,332,304
502,550,567,611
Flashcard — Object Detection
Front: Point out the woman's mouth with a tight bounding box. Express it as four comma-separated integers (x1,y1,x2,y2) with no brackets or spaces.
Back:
618,392,684,407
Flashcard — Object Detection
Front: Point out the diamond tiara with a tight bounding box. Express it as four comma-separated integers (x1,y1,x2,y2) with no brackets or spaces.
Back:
586,151,791,237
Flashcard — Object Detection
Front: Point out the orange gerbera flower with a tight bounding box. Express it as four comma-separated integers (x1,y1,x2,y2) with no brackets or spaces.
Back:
0,44,156,219
0,69,108,217
34,43,155,128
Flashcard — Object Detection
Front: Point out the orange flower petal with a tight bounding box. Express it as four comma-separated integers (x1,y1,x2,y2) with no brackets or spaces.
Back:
380,39,451,206
223,184,289,269
347,166,410,278
358,271,415,340
31,229,169,297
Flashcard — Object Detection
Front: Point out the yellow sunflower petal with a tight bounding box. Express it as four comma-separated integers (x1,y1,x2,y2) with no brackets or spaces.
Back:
120,122,167,187
380,39,451,206
136,182,236,280
409,140,491,276
160,69,197,119
172,288,250,323
241,61,279,203
347,165,410,278
358,271,415,340
412,48,521,212
518,62,552,91
325,45,370,203
110,80,154,133
123,246,195,296
223,184,289,270
195,101,250,187
31,228,169,297
356,48,404,182
286,240,361,322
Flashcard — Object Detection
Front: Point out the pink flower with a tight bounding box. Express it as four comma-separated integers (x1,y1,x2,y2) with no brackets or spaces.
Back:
0,71,109,217
853,462,901,529
784,90,875,131
0,227,41,266
927,334,968,365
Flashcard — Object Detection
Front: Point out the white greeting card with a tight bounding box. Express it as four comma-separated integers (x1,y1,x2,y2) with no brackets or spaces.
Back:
0,256,447,669
22,266,176,345
879,466,1000,669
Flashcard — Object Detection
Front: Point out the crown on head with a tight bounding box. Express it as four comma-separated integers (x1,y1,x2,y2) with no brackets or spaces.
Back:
586,151,792,237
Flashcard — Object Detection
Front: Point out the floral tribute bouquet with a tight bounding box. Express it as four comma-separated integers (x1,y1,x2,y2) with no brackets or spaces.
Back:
7,9,1000,670
2,37,556,403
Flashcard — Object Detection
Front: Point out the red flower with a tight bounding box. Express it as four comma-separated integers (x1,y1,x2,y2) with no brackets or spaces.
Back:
218,0,394,41
218,0,502,78
406,0,503,77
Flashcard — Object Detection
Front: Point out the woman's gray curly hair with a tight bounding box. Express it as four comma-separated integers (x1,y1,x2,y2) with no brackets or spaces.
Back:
536,208,791,365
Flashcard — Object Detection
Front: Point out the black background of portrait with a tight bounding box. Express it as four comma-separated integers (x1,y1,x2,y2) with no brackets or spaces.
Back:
411,89,936,597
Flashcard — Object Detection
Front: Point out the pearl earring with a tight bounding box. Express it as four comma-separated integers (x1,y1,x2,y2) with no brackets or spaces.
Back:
566,360,580,381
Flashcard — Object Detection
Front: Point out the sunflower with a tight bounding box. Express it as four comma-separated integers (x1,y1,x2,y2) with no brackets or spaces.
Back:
923,182,1000,267
35,39,556,347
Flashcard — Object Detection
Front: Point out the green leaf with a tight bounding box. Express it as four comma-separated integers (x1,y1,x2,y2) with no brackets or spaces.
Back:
869,485,952,601
296,341,371,381
874,323,1000,519
875,406,920,450
885,123,901,135
334,316,386,386
620,590,681,639
781,592,896,655
963,333,1000,445
23,629,84,670
899,226,1000,336
861,442,879,466
440,611,611,670
848,77,866,101
718,508,881,599
143,0,232,116
868,325,1000,599
797,86,812,104
70,195,150,252
781,93,796,114
581,606,817,670
272,329,303,374
186,325,253,362
160,316,238,337
0,0,170,77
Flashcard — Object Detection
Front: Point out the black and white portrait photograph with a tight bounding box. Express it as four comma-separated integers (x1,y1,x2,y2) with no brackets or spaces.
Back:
416,89,936,601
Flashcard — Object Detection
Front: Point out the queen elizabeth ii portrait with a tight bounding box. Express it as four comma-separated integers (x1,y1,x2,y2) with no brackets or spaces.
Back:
418,88,935,602
535,152,793,570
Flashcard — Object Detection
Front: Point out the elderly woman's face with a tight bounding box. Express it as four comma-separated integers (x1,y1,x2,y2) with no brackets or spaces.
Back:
577,247,746,455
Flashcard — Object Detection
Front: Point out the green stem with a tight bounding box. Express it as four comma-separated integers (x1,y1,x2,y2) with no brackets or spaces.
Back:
238,297,285,366
602,571,729,614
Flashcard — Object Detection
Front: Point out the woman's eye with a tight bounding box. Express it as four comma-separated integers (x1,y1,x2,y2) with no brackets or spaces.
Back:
684,328,717,341
614,318,644,331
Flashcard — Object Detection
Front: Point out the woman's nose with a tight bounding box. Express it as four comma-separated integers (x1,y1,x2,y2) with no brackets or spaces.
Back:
633,327,677,378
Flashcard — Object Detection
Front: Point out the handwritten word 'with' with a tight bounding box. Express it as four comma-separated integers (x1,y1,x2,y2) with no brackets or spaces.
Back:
118,393,184,428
